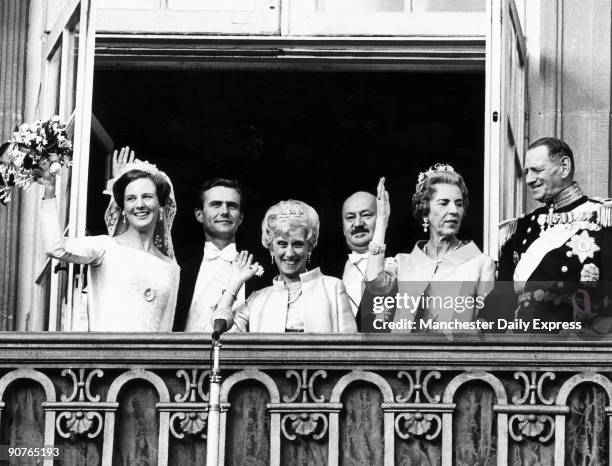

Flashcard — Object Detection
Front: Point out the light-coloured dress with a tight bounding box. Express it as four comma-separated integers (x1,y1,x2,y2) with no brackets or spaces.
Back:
41,199,179,332
215,268,357,333
367,240,495,333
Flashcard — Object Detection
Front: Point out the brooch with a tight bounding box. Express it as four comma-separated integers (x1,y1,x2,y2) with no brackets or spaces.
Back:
143,287,157,302
565,231,600,263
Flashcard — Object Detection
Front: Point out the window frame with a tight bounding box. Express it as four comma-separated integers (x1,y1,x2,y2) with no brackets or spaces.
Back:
45,0,527,330
96,0,281,35
38,0,97,331
284,0,487,37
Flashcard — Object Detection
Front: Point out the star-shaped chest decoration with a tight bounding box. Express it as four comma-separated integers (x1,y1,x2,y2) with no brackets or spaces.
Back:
565,230,600,263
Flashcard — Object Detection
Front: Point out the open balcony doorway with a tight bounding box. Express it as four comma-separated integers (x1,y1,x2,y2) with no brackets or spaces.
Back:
89,69,485,329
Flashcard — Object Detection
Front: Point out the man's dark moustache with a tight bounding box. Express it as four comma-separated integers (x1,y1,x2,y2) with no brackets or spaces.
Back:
351,227,369,234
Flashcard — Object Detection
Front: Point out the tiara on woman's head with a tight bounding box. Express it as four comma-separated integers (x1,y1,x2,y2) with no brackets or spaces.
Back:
277,204,305,219
119,159,173,188
415,163,455,192
120,159,161,177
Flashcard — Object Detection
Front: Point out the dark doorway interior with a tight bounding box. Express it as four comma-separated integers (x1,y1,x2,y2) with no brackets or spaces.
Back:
89,70,485,329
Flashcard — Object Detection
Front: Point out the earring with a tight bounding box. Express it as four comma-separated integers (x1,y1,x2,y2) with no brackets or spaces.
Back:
307,252,311,265
159,208,163,221
122,211,126,223
422,218,429,232
270,252,274,264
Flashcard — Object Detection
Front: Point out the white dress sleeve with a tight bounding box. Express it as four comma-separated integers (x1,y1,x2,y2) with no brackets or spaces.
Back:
40,198,108,266
158,263,180,332
232,300,251,332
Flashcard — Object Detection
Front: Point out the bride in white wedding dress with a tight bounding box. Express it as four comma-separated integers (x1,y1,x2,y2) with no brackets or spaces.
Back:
39,149,179,331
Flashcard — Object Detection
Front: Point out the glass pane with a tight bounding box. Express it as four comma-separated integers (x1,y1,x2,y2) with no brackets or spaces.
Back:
55,4,80,119
314,0,484,13
58,163,73,231
46,0,73,30
170,0,257,10
47,45,62,115
66,28,79,117
412,0,485,12
100,0,259,10
99,0,160,9
315,0,406,13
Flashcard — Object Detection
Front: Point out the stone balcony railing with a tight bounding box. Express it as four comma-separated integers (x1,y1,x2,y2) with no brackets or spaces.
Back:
0,333,611,465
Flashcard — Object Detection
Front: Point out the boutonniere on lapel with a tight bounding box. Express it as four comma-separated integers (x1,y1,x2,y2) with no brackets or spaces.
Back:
565,231,600,263
580,263,600,286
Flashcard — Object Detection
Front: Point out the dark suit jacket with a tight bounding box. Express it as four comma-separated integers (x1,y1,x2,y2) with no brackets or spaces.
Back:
174,248,203,331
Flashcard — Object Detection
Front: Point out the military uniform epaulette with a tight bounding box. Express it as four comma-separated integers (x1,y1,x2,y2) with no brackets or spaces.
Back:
590,197,612,227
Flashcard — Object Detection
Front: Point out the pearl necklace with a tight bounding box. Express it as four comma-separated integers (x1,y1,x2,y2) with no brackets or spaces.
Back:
286,281,303,304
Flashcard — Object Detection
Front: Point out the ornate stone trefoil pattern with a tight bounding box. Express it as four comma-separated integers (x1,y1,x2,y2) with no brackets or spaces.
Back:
509,413,555,443
508,371,556,443
281,412,328,440
56,410,104,439
278,369,330,441
283,368,326,403
395,411,442,441
170,411,208,439
56,369,104,439
175,369,210,403
169,369,210,439
393,370,443,441
397,369,441,403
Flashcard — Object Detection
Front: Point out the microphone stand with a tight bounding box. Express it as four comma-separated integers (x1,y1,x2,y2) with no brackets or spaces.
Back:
206,337,222,466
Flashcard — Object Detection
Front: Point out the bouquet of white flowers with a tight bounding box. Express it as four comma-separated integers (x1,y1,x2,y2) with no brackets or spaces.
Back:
0,116,73,203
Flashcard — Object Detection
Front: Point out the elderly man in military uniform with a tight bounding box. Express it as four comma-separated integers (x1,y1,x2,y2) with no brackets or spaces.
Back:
486,137,612,333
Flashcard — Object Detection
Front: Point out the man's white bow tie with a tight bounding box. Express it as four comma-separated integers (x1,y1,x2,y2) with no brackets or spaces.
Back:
204,247,237,262
348,252,369,264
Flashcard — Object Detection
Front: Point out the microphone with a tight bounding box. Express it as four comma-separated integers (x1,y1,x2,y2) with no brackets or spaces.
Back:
212,319,228,340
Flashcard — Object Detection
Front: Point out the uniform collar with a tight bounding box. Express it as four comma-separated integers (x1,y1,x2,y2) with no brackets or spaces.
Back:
548,182,584,210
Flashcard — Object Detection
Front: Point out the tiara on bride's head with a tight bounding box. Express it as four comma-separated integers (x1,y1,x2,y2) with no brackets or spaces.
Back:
120,159,162,177
119,159,172,188
415,163,455,193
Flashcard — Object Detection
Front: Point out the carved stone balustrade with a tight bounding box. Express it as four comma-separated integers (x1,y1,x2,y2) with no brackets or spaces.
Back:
0,333,611,465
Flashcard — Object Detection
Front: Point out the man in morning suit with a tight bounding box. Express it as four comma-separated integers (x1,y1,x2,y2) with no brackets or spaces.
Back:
341,191,395,331
183,178,245,332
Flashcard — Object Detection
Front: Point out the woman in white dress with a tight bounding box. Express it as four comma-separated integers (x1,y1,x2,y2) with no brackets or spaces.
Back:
213,200,357,333
365,166,496,333
39,150,179,331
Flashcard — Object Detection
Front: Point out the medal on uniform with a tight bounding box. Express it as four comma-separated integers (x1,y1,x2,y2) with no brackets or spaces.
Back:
565,231,600,263
580,263,600,286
